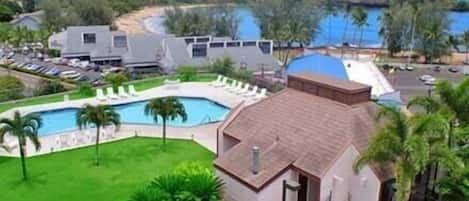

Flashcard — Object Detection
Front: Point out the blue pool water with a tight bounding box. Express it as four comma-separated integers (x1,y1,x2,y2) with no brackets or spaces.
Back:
37,97,230,136
287,53,348,80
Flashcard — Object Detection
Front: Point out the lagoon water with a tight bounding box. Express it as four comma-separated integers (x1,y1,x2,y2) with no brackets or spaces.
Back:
145,7,469,48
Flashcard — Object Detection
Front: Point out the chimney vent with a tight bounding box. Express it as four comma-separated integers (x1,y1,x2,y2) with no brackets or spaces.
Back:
252,146,260,175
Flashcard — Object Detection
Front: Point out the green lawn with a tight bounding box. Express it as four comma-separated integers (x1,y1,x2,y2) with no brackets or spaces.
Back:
0,138,215,201
0,74,217,113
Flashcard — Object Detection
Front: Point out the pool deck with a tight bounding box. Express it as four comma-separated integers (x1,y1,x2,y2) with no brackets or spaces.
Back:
0,82,257,157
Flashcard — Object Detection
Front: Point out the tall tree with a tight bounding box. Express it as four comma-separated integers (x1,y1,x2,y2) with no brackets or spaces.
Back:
22,0,35,13
354,106,462,201
0,111,42,180
251,0,321,68
323,0,337,48
76,104,121,166
351,6,368,56
463,30,469,63
144,97,187,149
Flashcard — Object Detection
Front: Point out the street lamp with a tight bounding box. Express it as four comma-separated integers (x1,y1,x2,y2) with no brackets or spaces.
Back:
282,179,301,201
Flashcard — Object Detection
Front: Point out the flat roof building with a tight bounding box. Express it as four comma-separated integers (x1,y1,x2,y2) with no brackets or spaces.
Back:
49,26,280,73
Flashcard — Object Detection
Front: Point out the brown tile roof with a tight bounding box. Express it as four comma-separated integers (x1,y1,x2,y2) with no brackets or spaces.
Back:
214,87,393,191
291,73,371,93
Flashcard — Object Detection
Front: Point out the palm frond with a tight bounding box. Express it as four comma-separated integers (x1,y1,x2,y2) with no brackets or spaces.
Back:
407,96,442,113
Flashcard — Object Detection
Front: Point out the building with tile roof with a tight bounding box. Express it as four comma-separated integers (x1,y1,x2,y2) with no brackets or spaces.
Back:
215,73,394,201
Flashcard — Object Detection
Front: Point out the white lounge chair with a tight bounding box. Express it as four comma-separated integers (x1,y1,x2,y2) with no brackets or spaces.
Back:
118,86,128,98
244,86,258,97
229,82,243,93
129,85,138,96
210,75,223,86
254,88,267,100
236,83,250,95
107,87,118,100
214,77,228,88
225,80,237,90
96,88,107,101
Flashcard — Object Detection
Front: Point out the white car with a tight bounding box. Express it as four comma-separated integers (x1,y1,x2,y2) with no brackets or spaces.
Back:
67,59,80,67
60,71,81,79
405,65,415,71
419,74,434,82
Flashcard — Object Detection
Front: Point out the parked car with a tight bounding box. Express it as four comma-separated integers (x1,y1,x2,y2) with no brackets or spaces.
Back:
419,74,435,82
448,67,459,73
405,65,415,71
433,66,441,72
46,68,61,76
60,70,81,79
75,75,90,82
398,65,406,71
6,52,15,59
67,59,80,67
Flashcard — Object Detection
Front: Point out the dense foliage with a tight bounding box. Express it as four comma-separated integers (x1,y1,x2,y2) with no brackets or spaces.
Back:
177,66,198,82
250,0,321,66
0,75,24,101
164,5,240,38
33,79,66,96
40,0,114,31
104,72,129,92
210,56,252,81
130,162,224,201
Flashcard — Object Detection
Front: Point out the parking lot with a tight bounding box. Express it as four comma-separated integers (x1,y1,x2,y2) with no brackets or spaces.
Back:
382,65,466,102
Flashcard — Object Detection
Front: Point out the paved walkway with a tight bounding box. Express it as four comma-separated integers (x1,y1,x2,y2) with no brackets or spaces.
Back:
0,82,258,157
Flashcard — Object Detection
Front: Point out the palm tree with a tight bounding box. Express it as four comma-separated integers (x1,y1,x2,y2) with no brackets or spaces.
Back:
76,104,121,166
0,111,42,180
351,7,368,57
408,78,469,146
144,97,187,149
324,0,337,48
354,106,462,201
341,3,352,58
463,30,469,64
447,35,459,64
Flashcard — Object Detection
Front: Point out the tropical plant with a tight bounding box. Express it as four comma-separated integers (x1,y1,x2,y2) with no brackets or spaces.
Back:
354,106,462,201
0,111,42,180
144,97,187,149
76,104,121,166
211,56,235,76
407,78,469,145
178,66,198,82
33,79,66,96
104,72,129,93
324,0,337,47
130,162,224,201
0,75,25,101
351,6,368,55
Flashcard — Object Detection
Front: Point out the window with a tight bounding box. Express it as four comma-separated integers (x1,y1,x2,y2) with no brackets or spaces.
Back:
226,42,240,47
192,44,207,57
113,35,127,48
209,42,224,48
242,41,257,47
258,41,272,54
196,37,210,43
83,33,96,44
184,38,195,44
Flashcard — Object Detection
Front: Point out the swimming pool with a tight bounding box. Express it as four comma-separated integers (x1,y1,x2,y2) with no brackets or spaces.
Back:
37,97,230,136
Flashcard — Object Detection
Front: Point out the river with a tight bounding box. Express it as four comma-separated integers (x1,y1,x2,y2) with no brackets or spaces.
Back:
144,7,469,48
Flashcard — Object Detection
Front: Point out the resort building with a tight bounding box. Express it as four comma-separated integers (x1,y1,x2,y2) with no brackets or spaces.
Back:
48,25,280,73
215,73,394,201
10,10,44,31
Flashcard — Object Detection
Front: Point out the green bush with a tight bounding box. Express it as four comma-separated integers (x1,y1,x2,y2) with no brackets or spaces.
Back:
0,75,24,101
231,69,252,82
130,162,224,201
47,49,61,57
178,66,198,82
104,72,129,92
210,56,235,76
78,83,95,97
33,79,66,96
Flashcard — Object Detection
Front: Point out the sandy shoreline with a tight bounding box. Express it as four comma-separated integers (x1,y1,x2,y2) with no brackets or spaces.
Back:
114,4,212,35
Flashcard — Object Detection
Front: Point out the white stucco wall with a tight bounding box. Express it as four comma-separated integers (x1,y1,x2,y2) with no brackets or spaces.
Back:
320,146,381,201
216,169,298,201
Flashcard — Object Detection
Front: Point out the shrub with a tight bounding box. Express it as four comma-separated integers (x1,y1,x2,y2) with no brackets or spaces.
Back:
130,162,224,201
178,66,198,82
104,72,129,92
47,49,61,57
231,69,252,82
0,75,24,101
78,83,95,97
210,56,235,76
33,79,66,96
